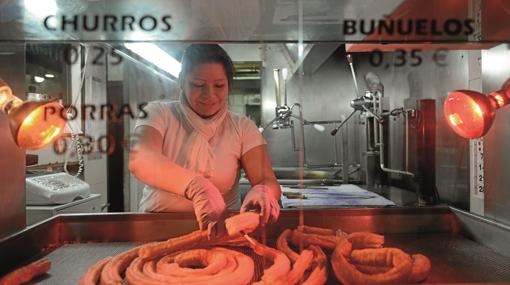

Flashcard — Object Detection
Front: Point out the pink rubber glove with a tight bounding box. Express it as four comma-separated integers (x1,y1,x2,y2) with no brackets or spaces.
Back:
185,176,227,239
240,184,280,226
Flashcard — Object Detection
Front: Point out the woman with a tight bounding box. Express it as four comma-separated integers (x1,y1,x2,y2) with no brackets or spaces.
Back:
129,44,281,238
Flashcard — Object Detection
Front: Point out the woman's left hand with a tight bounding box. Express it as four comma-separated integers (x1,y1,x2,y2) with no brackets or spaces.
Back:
240,184,280,225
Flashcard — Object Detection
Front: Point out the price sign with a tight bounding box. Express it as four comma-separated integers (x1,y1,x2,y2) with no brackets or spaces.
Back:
471,138,484,199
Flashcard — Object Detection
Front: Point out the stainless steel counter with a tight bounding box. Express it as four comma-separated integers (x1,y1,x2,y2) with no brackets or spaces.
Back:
1,207,510,284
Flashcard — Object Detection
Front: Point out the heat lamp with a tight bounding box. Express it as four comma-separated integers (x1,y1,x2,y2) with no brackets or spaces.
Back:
444,80,510,139
0,78,66,150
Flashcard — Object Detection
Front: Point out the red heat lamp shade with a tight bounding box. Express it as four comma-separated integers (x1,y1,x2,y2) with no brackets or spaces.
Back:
444,89,510,139
0,81,66,150
10,101,66,150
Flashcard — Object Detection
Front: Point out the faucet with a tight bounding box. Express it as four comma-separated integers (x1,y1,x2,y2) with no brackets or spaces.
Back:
260,69,326,168
330,55,417,183
260,101,309,166
261,104,325,133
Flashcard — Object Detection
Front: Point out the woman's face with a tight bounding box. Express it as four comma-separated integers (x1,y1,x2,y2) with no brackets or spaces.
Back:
183,62,229,118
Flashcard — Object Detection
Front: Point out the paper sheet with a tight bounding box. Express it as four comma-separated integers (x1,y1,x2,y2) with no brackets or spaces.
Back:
281,184,396,208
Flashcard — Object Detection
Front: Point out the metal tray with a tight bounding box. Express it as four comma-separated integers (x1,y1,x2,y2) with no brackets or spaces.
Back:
1,206,510,284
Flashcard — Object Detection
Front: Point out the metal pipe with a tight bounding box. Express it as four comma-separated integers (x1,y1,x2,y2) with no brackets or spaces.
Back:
333,121,340,168
282,68,288,106
346,54,360,97
284,79,288,106
378,110,415,177
373,93,381,147
369,88,414,176
291,103,307,167
366,117,373,151
405,110,409,171
273,69,281,107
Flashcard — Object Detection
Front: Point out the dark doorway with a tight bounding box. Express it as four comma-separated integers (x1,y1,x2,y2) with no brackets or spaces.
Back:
106,81,125,211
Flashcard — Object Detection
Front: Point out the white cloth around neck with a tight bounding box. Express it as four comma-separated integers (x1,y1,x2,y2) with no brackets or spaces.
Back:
175,94,228,177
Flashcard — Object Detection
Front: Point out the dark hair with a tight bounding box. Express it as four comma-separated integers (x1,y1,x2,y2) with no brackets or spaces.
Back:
179,44,235,89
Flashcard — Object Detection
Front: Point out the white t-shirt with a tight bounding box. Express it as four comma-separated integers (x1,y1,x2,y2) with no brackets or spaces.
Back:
134,100,266,212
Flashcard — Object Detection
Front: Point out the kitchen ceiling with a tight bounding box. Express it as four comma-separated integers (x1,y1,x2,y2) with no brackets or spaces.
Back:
1,1,509,44
0,0,404,42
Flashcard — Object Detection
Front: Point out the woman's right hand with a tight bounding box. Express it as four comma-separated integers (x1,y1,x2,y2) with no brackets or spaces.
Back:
185,176,227,239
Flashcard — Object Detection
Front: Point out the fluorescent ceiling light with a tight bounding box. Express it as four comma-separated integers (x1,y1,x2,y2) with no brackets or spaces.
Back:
124,43,181,78
34,76,45,83
24,0,57,18
44,73,55,78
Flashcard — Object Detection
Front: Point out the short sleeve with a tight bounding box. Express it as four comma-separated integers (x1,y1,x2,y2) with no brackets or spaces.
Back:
134,101,168,137
240,117,266,156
